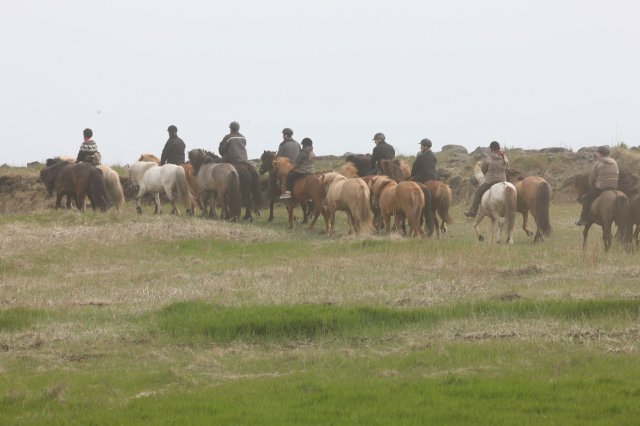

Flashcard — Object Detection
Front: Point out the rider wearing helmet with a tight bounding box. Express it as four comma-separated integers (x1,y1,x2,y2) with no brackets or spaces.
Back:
218,121,248,163
464,141,509,217
160,125,186,165
410,138,438,182
575,145,619,226
369,132,395,175
280,137,315,199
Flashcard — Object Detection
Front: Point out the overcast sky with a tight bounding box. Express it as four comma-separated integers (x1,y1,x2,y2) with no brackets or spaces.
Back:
3,0,640,165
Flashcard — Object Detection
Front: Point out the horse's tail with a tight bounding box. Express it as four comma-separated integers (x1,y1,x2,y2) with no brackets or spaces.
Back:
227,170,242,219
355,182,372,235
614,194,633,246
534,181,552,236
504,185,518,238
438,184,454,224
174,167,196,214
88,169,110,212
410,186,425,234
100,166,125,211
421,186,435,237
247,163,263,209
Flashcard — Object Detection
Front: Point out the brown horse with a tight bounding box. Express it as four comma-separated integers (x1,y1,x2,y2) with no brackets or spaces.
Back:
379,158,412,183
506,169,552,243
416,179,453,238
40,160,109,211
188,149,241,220
259,150,310,223
573,174,633,252
369,176,424,237
338,154,371,178
272,157,328,231
629,194,640,245
321,172,372,236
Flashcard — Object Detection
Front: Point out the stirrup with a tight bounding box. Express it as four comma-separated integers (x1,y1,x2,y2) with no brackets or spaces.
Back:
280,192,291,199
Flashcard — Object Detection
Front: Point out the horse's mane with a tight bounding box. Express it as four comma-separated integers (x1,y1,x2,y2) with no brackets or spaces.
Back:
344,154,370,177
507,168,525,181
138,153,160,163
338,162,359,178
371,175,396,194
380,159,410,183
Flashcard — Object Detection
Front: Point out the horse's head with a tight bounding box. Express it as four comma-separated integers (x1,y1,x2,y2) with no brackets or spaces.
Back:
506,168,525,183
259,150,276,174
138,153,160,164
380,159,409,183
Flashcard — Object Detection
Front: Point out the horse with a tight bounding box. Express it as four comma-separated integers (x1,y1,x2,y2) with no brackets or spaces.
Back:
473,182,517,244
629,194,640,245
272,157,328,231
368,175,424,237
129,161,196,216
379,158,412,183
41,157,76,208
137,153,201,211
138,153,160,163
40,160,109,212
259,150,310,223
415,179,453,238
188,149,241,220
338,154,371,178
320,172,372,236
97,165,125,211
573,174,633,252
506,169,552,243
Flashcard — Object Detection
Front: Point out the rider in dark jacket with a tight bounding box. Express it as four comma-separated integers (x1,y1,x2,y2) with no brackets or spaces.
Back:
411,138,438,182
369,132,395,175
219,121,248,163
160,125,186,165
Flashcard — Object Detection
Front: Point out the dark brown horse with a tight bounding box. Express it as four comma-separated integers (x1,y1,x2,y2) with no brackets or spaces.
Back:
506,169,552,243
573,173,632,252
338,154,371,177
414,179,453,238
40,160,109,212
259,150,310,223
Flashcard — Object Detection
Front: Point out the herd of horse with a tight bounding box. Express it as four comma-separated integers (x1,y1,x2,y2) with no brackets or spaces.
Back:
37,151,640,252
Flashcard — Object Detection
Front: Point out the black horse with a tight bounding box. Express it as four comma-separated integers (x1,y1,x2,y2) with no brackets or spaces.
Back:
40,159,109,211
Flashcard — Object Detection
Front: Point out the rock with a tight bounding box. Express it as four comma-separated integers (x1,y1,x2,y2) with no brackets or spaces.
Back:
470,147,490,160
27,161,43,168
437,168,452,180
539,147,570,153
448,175,462,189
441,145,468,154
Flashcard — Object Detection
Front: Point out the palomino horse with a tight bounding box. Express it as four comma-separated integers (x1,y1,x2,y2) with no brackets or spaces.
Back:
506,169,552,243
368,175,424,237
573,174,633,252
272,157,328,230
40,160,109,211
129,161,195,215
188,149,241,220
259,150,309,223
473,182,517,244
97,165,125,211
321,172,372,237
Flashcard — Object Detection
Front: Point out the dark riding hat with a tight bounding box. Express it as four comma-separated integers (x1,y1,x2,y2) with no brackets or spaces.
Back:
301,137,313,147
229,121,240,131
372,132,385,141
596,145,610,156
489,141,501,151
282,128,293,137
420,138,432,148
83,128,93,138
167,125,178,133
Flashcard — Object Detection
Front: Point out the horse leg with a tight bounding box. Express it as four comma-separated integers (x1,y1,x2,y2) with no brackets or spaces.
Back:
582,223,592,251
287,201,295,229
154,193,161,214
602,221,613,252
345,210,355,235
328,209,336,236
473,214,485,242
634,224,640,246
522,211,535,237
432,213,441,239
383,212,392,235
490,217,499,244
268,197,275,222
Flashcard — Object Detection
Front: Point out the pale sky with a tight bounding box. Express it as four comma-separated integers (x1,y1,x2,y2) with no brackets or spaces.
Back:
3,0,640,165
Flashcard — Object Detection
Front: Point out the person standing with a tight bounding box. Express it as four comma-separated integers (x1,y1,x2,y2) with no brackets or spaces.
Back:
218,121,248,163
464,141,509,217
276,127,300,162
160,125,186,165
76,128,101,166
280,138,314,199
411,138,438,182
369,132,395,175
575,145,619,226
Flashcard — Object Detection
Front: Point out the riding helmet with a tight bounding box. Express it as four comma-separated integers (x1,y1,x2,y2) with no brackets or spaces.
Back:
489,141,500,151
282,128,293,137
420,138,432,148
167,125,178,133
596,145,610,156
372,132,385,141
229,121,240,131
301,138,313,147
83,128,93,138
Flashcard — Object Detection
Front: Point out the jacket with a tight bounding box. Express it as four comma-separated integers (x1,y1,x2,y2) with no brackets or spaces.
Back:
76,140,101,166
481,151,509,185
590,156,619,189
411,150,438,181
160,136,186,165
293,147,314,174
219,132,248,163
277,139,301,163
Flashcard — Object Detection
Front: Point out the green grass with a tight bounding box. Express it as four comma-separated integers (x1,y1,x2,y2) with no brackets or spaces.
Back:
0,308,49,331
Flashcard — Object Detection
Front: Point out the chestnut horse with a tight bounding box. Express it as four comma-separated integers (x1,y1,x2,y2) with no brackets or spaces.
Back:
379,158,412,183
573,173,632,252
506,169,552,243
259,150,309,223
272,157,328,231
414,179,453,238
473,182,517,244
321,172,372,237
369,175,424,237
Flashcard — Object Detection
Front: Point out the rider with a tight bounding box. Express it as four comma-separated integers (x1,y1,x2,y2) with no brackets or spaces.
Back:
464,141,509,217
76,128,101,166
160,125,186,165
276,128,300,162
218,121,248,163
280,138,314,199
575,145,619,226
411,138,438,182
369,132,395,175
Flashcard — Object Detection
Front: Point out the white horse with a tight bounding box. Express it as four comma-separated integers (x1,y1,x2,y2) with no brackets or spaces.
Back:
321,172,372,236
473,181,518,244
97,165,125,211
129,161,195,215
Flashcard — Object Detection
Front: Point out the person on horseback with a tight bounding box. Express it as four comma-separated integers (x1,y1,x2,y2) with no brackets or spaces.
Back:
76,128,101,166
280,138,314,199
276,128,300,163
218,121,248,163
160,125,186,165
369,132,395,175
411,138,438,182
575,145,619,226
464,141,509,217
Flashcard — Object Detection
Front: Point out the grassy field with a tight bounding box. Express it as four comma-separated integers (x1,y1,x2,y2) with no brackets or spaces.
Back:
1,199,640,425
